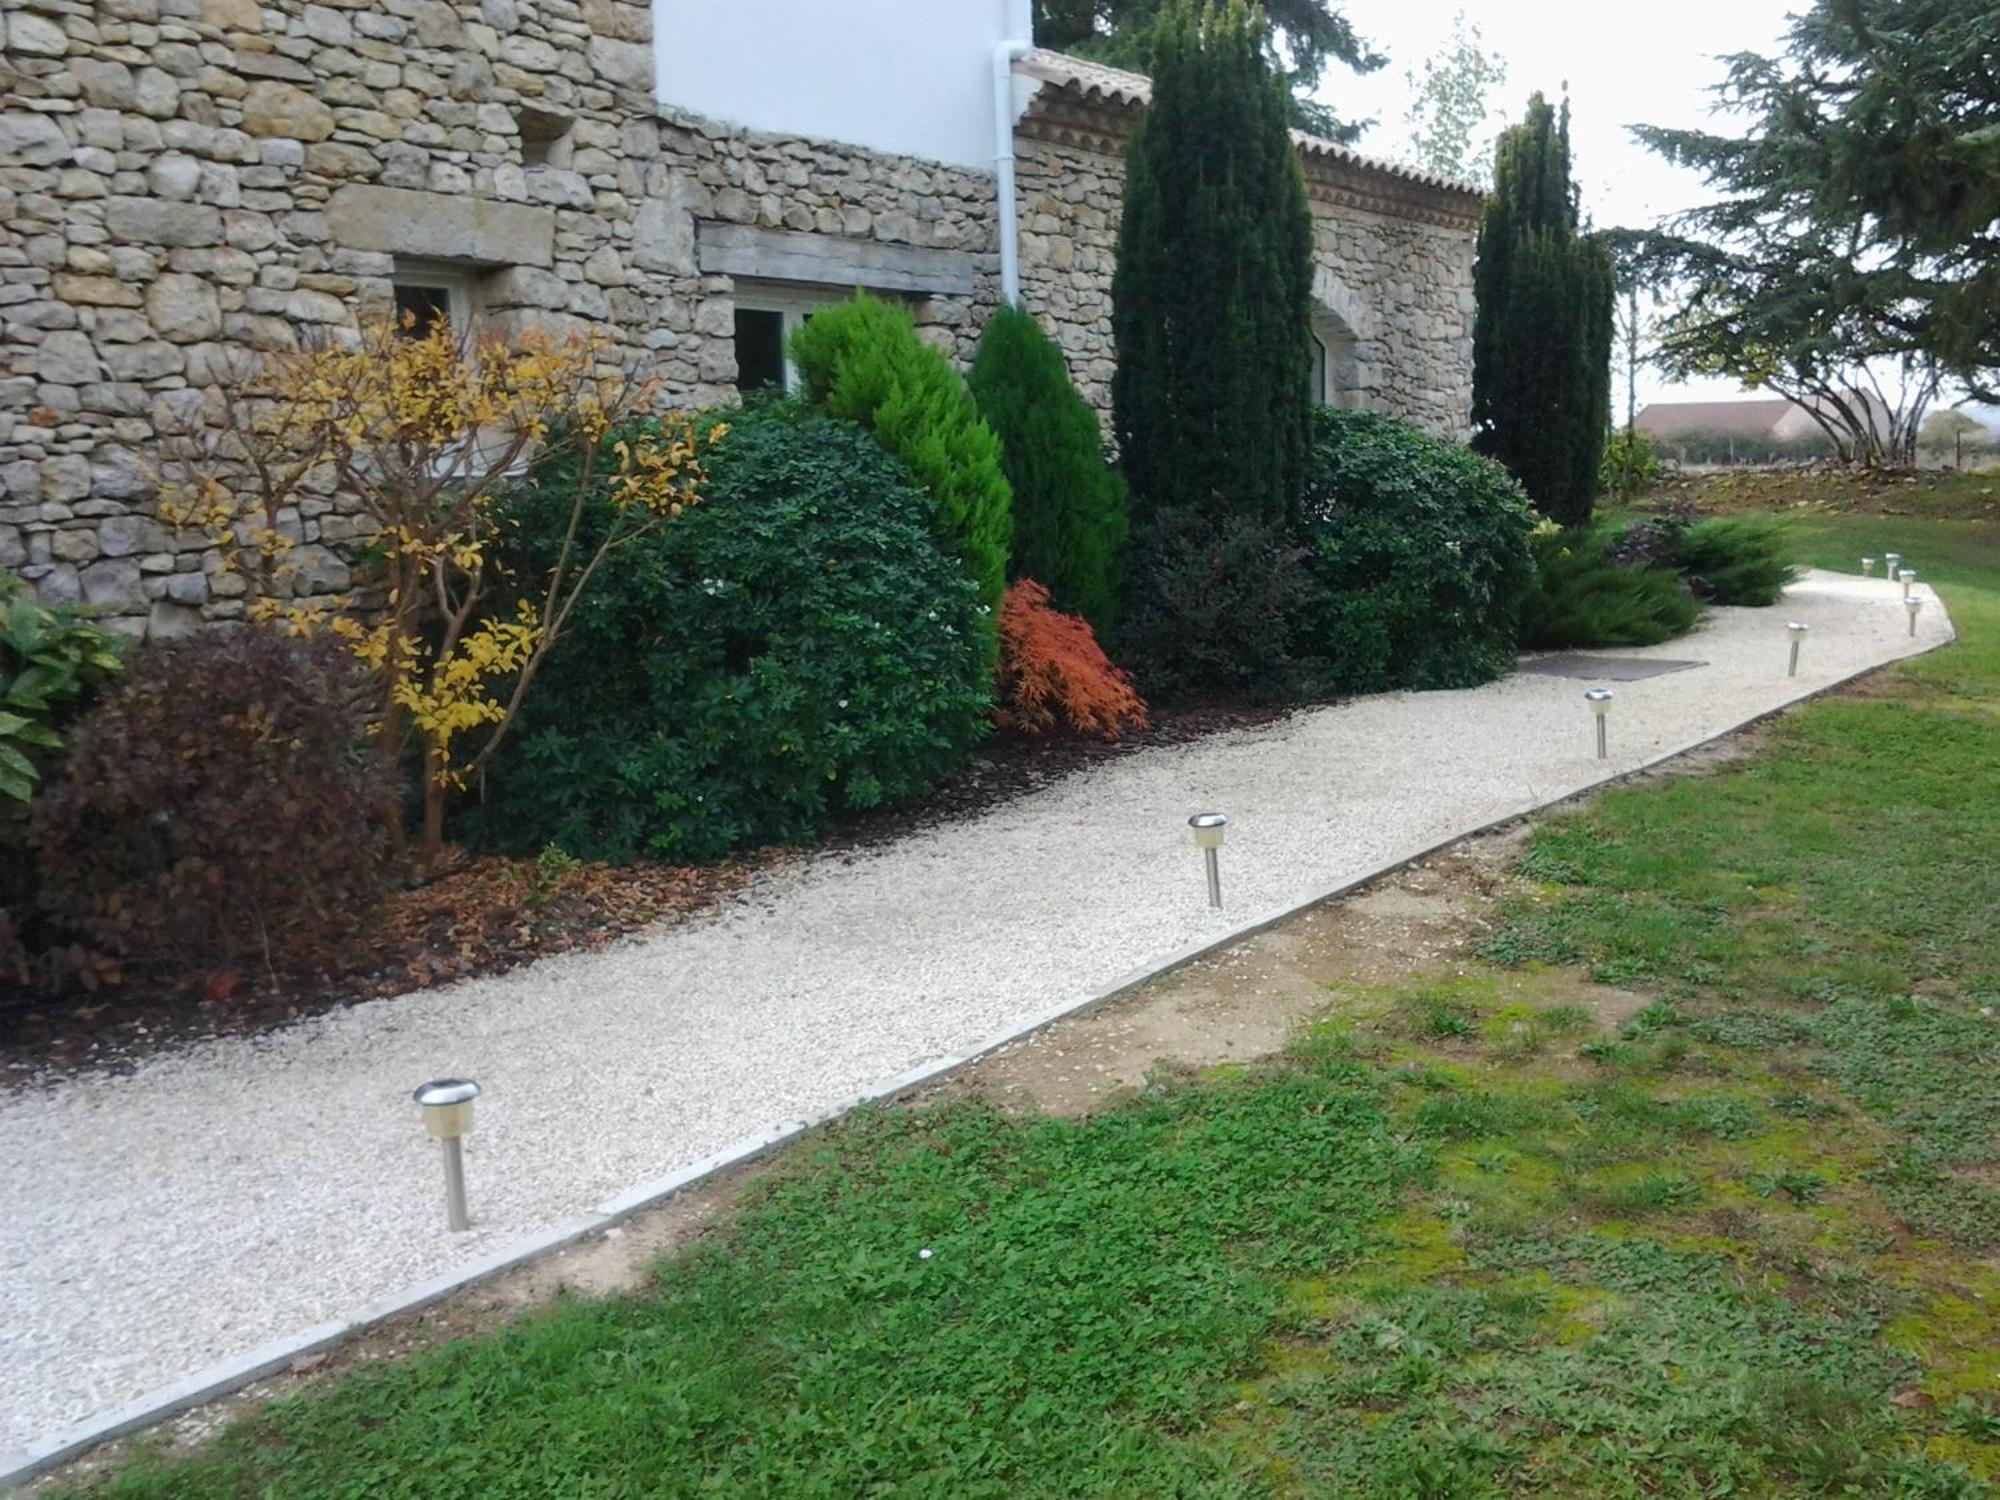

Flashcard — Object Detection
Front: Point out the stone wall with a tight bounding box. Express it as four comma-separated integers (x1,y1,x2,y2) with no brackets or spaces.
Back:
2,6,1472,641
1014,89,1479,440
0,0,997,637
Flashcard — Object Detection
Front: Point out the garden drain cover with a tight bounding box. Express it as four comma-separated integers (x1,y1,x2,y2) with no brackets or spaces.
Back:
1519,654,1706,682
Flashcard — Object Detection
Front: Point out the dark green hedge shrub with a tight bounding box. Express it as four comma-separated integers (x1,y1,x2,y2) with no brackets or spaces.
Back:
1114,507,1322,705
1677,516,1796,606
789,292,1011,662
968,305,1127,634
1296,407,1538,692
477,403,992,863
1521,526,1701,648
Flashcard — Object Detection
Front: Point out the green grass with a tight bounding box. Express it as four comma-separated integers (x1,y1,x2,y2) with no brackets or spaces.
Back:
73,504,2000,1497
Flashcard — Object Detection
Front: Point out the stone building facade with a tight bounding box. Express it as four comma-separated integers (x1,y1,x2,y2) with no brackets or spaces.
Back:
0,2,1479,639
1012,51,1480,434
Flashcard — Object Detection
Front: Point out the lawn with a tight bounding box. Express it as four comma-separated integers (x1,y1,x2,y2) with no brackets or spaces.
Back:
73,498,2000,1498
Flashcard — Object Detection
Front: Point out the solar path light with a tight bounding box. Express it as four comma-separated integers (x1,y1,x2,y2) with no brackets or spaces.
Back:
414,1077,480,1232
1900,568,1917,602
1787,621,1808,678
1585,688,1613,760
1188,812,1228,909
1861,557,1876,578
1885,552,1902,583
1906,596,1922,637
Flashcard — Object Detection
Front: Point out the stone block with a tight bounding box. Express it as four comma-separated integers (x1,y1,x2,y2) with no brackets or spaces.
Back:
0,112,71,168
99,512,173,557
105,196,224,247
38,331,104,385
147,599,205,638
8,12,69,55
587,37,650,91
72,58,138,110
101,341,186,380
147,273,223,341
81,557,145,608
326,184,556,267
203,0,263,30
483,265,568,310
53,274,145,308
133,69,183,120
240,81,336,142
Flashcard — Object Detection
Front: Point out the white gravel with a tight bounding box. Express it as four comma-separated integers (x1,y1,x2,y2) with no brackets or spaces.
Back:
0,570,1952,1455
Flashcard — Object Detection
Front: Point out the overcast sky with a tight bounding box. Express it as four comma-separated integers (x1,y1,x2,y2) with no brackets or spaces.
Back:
1324,0,1801,408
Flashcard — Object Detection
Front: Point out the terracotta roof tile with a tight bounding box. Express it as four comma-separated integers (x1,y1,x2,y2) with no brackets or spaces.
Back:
1015,48,1485,198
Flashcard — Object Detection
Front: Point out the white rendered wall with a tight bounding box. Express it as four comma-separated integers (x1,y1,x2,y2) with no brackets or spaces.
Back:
654,0,1018,170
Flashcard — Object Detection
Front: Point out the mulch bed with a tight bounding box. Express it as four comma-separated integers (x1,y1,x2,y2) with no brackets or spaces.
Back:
0,702,1295,1080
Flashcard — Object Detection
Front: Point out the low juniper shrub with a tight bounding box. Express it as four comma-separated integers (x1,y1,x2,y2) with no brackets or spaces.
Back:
1677,516,1797,605
1520,525,1702,648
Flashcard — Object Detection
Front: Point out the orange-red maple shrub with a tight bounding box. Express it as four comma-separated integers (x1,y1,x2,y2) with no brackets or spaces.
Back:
995,578,1150,740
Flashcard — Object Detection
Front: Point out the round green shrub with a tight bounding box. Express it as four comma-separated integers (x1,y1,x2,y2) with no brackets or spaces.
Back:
1296,407,1538,692
476,403,992,863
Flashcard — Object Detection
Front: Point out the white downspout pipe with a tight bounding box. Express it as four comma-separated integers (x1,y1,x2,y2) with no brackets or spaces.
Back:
993,0,1033,306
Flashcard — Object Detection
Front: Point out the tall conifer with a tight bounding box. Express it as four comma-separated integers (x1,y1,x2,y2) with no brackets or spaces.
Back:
1111,0,1315,529
1470,94,1613,524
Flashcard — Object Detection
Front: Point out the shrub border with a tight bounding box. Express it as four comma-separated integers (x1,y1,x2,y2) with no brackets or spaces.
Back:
0,586,1957,1491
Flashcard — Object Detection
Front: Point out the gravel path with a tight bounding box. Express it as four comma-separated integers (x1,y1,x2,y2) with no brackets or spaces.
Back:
0,571,1951,1455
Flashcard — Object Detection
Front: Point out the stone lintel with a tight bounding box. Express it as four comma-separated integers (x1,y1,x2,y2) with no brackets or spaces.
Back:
695,222,976,296
326,186,556,269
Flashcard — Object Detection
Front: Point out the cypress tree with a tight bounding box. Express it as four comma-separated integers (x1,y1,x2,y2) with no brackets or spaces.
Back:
968,305,1128,633
1470,93,1614,525
1111,0,1315,529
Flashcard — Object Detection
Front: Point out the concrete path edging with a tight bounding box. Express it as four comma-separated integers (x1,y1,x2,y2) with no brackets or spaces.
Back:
0,596,1959,1492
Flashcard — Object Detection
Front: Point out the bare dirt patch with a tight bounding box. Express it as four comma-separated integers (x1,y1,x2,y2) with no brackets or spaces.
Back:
942,826,1532,1116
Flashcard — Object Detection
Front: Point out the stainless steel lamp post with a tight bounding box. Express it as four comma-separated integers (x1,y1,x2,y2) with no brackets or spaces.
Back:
1585,688,1613,760
1786,621,1808,678
414,1078,480,1232
1188,813,1228,909
1906,596,1922,637
1900,568,1917,602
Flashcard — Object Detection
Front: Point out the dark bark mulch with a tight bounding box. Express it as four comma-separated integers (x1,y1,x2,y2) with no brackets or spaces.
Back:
0,702,1296,1081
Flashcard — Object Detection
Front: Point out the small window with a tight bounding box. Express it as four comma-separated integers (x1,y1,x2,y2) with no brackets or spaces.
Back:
391,263,473,340
730,285,849,395
1310,322,1358,408
733,308,788,393
393,284,452,338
